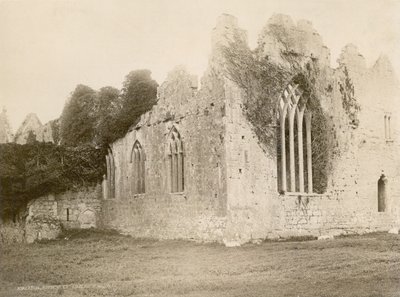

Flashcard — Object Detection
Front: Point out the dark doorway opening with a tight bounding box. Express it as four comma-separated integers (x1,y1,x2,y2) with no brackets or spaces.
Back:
378,174,388,212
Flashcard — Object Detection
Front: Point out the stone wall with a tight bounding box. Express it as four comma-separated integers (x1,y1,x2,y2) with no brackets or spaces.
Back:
56,186,102,229
26,185,102,231
0,186,101,244
101,13,400,245
221,14,400,244
25,215,62,243
101,66,228,242
275,194,396,237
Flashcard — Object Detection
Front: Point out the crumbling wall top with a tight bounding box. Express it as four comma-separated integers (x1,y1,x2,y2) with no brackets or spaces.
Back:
257,14,330,66
211,14,247,55
337,44,367,74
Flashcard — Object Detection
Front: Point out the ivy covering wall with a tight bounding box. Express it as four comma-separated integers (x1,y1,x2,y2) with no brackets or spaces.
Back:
222,31,336,194
0,142,105,220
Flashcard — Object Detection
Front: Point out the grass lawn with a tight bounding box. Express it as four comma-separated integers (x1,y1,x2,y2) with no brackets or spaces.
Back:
0,230,399,297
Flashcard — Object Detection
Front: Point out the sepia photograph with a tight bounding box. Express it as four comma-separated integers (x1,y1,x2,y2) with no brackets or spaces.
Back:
0,0,399,296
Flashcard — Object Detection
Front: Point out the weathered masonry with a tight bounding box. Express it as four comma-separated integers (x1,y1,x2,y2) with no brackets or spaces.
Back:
101,14,400,245
2,186,102,244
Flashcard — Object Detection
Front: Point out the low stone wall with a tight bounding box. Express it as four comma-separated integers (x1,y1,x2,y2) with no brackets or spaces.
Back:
55,186,102,229
0,185,103,245
275,193,396,237
223,190,399,245
27,185,102,230
25,215,62,243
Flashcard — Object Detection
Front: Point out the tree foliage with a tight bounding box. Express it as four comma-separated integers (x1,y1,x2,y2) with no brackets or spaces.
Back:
94,86,122,145
93,70,158,145
60,70,158,146
0,142,105,220
1,69,158,220
49,118,61,144
60,85,97,146
26,130,37,144
114,69,158,139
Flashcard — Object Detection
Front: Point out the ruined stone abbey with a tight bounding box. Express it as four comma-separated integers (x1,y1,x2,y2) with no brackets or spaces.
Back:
6,14,399,245
99,14,400,245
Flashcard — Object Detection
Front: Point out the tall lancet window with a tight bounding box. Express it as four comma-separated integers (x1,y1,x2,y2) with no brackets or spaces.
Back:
167,127,184,193
384,113,392,141
277,83,313,194
130,140,145,194
105,147,116,198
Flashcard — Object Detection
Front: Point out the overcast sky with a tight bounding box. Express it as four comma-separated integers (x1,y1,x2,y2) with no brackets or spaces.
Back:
1,0,399,130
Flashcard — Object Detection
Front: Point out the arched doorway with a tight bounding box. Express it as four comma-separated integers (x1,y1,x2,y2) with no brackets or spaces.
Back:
378,174,388,212
78,209,96,229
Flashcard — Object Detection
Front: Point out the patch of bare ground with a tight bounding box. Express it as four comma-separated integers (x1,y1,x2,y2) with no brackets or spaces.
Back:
0,230,399,297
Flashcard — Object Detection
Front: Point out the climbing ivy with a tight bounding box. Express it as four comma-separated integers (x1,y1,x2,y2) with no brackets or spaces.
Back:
221,30,334,193
338,66,361,128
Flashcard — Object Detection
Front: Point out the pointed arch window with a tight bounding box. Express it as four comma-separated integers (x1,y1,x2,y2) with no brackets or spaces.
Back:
167,127,184,193
130,140,145,194
384,112,392,141
277,83,313,194
105,147,116,199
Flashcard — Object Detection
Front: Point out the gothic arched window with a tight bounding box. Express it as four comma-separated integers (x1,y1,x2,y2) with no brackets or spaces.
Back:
105,147,116,198
277,83,313,193
130,140,145,194
167,127,184,193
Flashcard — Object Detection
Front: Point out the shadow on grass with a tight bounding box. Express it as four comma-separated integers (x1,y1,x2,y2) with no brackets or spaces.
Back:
263,235,318,243
34,228,127,245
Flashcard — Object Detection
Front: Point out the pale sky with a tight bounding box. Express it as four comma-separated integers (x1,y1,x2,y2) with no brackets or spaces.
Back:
1,0,399,130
